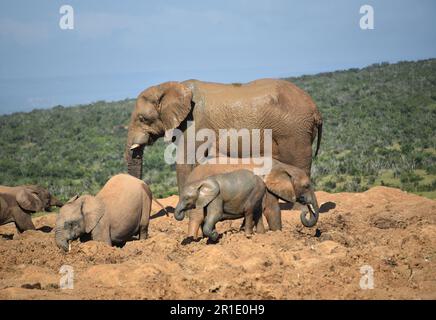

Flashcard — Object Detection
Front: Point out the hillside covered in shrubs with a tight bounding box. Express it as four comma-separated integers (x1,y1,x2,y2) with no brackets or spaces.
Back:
0,59,435,200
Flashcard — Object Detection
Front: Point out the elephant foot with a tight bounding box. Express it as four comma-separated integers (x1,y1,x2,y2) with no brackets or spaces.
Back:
208,230,219,242
139,231,148,240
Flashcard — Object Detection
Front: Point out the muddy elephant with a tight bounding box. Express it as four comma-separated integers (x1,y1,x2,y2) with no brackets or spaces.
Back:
0,185,63,212
177,158,319,240
55,174,159,251
175,169,266,241
125,79,322,190
0,185,63,232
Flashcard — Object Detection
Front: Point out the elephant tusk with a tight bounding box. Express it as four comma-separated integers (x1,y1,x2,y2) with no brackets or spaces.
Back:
130,143,141,150
308,204,316,214
68,241,71,252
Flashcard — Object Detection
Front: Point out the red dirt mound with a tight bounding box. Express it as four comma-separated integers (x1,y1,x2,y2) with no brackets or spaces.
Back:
0,187,435,299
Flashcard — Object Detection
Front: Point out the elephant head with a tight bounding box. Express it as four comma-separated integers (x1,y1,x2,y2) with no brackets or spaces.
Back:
55,195,104,252
125,82,193,179
174,179,220,221
23,185,63,211
264,164,319,227
15,188,45,212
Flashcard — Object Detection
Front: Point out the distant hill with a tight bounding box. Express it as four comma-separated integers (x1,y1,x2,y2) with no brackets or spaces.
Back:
1,59,435,200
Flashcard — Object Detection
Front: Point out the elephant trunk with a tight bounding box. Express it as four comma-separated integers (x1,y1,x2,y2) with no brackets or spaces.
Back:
300,189,319,228
174,202,186,221
126,144,145,179
55,225,69,252
50,196,64,208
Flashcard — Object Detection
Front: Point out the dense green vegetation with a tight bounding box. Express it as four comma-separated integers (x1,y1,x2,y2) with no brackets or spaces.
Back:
1,59,435,201
287,59,436,198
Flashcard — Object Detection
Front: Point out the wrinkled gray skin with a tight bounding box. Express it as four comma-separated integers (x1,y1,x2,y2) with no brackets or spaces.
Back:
55,174,152,252
0,185,63,232
175,169,266,241
179,159,319,240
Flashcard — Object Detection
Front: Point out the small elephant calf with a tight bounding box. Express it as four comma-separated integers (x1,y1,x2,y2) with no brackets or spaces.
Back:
179,159,320,240
55,174,161,251
175,169,266,241
0,185,63,232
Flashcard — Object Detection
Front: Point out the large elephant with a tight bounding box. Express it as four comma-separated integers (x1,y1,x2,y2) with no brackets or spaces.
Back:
55,174,154,252
178,158,319,240
125,79,322,190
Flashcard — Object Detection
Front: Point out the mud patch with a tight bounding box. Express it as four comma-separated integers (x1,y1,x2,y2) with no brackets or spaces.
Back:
0,187,435,299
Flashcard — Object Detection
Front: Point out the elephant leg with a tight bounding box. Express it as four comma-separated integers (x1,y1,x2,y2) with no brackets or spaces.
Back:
203,214,221,242
12,208,35,232
253,207,265,234
244,209,254,236
187,208,204,239
239,218,246,231
139,221,149,240
202,200,223,241
139,195,151,240
263,192,282,231
92,227,112,246
176,163,194,194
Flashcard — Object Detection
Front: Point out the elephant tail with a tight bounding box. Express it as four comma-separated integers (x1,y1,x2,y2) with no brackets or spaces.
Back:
153,198,169,216
314,117,323,158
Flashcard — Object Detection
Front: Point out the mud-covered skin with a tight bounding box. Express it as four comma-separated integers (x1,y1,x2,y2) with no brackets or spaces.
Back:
125,79,322,190
55,174,153,251
175,169,267,241
0,185,63,212
0,184,63,232
0,193,36,232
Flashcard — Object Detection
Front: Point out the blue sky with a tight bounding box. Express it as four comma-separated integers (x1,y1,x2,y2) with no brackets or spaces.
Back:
0,0,435,114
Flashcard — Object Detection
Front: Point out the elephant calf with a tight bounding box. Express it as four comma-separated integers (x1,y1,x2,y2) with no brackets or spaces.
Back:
175,169,266,241
0,185,63,232
179,159,320,240
55,174,155,251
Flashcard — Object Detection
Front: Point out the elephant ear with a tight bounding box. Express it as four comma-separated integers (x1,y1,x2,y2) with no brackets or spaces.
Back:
264,165,296,203
23,185,51,210
156,82,193,131
196,179,220,208
81,196,105,233
16,189,44,212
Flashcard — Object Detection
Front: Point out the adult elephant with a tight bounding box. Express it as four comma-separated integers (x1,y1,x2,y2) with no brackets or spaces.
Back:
125,79,322,191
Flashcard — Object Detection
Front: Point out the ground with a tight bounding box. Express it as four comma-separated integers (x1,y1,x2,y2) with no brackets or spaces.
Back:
0,186,435,299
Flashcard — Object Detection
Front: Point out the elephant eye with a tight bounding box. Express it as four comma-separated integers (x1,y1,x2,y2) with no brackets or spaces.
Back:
139,115,153,125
